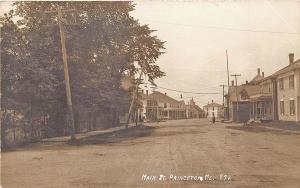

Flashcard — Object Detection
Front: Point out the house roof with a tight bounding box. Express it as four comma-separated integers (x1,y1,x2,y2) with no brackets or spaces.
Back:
249,74,264,84
194,105,204,112
271,59,300,77
203,102,223,108
249,58,300,85
148,91,184,105
253,74,274,84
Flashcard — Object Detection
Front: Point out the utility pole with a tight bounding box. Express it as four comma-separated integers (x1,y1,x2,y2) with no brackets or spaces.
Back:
150,86,159,122
135,81,144,126
219,84,227,119
226,50,230,120
135,88,139,126
126,71,143,129
46,7,77,140
231,74,241,122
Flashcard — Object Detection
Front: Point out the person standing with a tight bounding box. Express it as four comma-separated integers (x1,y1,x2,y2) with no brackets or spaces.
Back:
212,112,216,124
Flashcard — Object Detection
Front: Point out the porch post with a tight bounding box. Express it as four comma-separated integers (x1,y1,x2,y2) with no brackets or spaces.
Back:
295,70,299,122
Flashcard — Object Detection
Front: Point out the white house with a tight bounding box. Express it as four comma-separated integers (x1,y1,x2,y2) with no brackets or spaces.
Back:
203,101,224,119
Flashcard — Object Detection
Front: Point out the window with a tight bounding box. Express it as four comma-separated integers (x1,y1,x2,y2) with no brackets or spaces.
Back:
289,75,294,89
240,89,249,100
279,78,284,90
280,100,285,115
290,100,295,115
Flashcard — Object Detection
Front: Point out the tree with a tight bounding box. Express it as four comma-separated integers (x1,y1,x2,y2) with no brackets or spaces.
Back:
1,1,165,145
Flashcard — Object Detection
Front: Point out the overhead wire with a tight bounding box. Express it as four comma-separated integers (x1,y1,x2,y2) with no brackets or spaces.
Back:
139,19,300,35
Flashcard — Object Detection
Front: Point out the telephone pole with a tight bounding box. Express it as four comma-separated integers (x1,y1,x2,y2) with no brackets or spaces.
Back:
46,7,77,140
226,50,230,120
126,71,143,129
150,86,159,122
220,84,227,119
231,74,241,122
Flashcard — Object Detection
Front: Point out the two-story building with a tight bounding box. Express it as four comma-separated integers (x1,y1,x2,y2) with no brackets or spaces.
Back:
203,100,224,120
272,53,300,122
141,91,186,121
248,53,299,123
249,75,277,121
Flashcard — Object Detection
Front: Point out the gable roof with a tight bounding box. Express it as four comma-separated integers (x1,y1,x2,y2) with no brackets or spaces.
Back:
249,74,264,84
252,74,274,84
194,105,204,112
148,91,183,105
251,58,300,84
272,59,300,77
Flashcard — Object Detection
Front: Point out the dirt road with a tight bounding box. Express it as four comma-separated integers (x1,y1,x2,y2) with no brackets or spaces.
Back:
2,119,300,188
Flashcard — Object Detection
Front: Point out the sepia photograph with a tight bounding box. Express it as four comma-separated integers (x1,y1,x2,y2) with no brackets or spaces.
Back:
1,0,300,187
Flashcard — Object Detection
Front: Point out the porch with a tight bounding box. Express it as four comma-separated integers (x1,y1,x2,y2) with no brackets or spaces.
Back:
250,94,273,121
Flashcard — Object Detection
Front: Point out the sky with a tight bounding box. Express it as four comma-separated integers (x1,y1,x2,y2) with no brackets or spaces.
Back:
131,0,300,107
1,0,300,107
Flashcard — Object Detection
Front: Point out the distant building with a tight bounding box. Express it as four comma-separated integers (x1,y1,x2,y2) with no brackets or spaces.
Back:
150,91,186,120
203,100,223,119
139,91,186,121
186,98,205,118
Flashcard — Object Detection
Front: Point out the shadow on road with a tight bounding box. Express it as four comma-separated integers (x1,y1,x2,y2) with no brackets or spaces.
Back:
226,125,300,135
70,125,155,146
3,125,156,152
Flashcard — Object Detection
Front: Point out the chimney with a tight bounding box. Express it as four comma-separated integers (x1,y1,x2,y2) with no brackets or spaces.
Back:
246,80,249,84
257,68,261,76
146,90,148,96
231,80,234,86
289,53,294,65
262,72,265,78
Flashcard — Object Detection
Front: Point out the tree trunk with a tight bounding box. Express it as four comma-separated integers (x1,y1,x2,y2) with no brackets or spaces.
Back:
92,111,97,130
29,103,34,139
23,121,27,140
135,110,138,126
1,109,8,148
74,110,80,133
87,111,92,132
